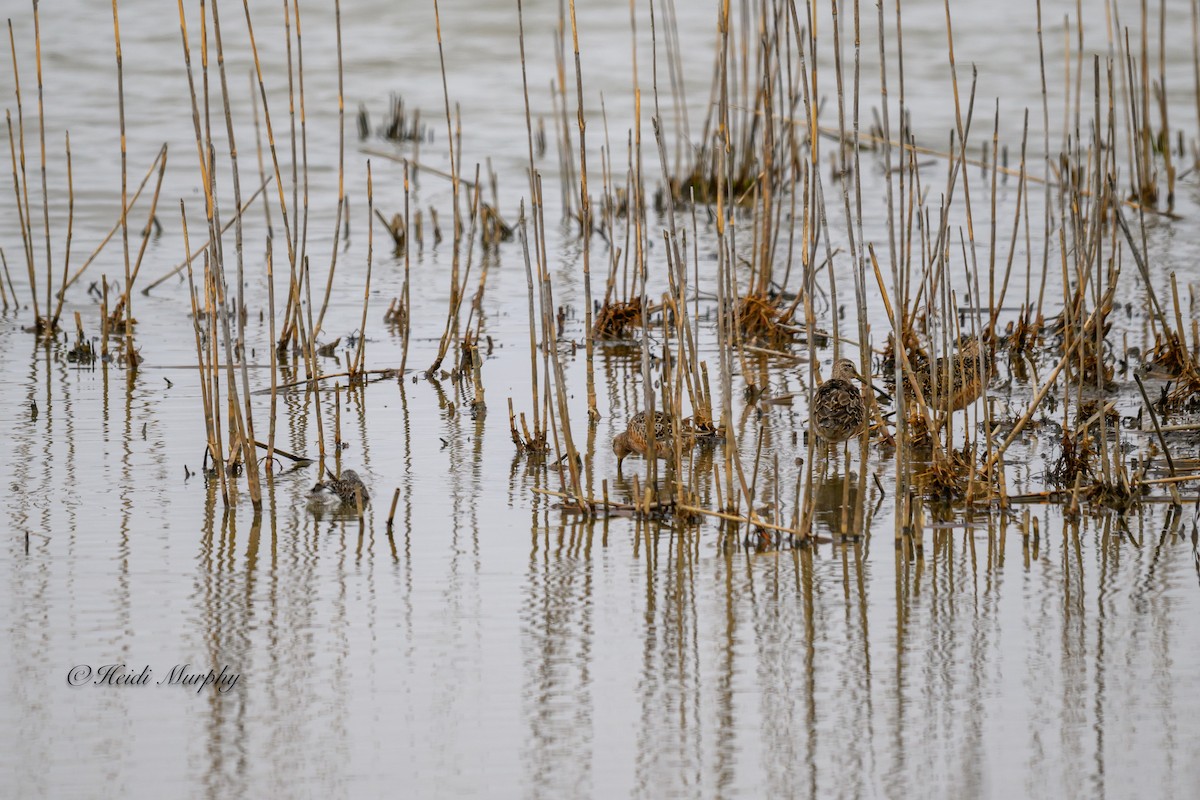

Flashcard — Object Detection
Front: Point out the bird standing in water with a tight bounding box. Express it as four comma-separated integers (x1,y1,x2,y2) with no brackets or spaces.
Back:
312,469,370,506
810,358,867,444
923,334,988,412
903,334,990,425
612,410,673,473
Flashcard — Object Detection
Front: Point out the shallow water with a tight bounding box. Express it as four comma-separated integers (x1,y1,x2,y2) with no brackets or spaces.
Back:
3,1,1200,797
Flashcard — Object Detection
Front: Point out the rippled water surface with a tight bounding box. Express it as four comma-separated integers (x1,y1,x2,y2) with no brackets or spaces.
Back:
3,1,1200,797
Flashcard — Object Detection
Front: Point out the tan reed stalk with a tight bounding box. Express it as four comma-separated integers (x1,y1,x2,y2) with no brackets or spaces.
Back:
209,0,262,507
334,386,342,457
249,69,273,236
431,169,483,377
426,0,465,376
711,29,736,514
516,201,545,451
6,45,38,325
181,204,218,475
988,112,1030,339
223,0,297,345
1133,374,1183,506
551,7,575,215
0,249,10,309
1190,2,1200,164
399,162,412,376
387,487,400,532
108,147,168,324
100,275,109,360
846,0,872,440
312,0,346,341
289,0,309,282
48,132,73,332
269,0,299,346
111,0,138,370
353,161,374,377
534,178,584,504
299,255,327,467
567,0,598,422
827,0,868,371
1111,181,1185,361
873,0,913,541
635,210,656,498
31,1,53,330
1139,1,1152,201
266,237,278,476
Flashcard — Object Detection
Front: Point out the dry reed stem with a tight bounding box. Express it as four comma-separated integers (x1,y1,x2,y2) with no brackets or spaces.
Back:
111,0,138,370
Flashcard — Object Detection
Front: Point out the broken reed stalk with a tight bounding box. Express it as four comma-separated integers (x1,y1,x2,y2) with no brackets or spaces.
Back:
386,487,400,531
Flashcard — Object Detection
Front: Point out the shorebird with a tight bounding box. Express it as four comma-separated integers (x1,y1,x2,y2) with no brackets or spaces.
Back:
811,358,867,444
312,469,370,506
910,335,989,414
612,410,673,473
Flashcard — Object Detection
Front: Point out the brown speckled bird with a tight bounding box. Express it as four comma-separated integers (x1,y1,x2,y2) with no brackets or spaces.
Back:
811,358,867,444
909,335,989,412
312,469,370,505
612,410,673,472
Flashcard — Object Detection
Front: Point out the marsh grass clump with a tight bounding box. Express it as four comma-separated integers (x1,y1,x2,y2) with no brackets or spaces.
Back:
1077,400,1119,430
1005,311,1044,358
1084,480,1141,513
66,336,96,365
669,166,758,206
378,94,428,143
1048,431,1097,488
914,447,977,503
593,296,644,340
480,204,513,245
735,291,795,347
383,297,408,330
1146,331,1200,405
681,412,721,441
